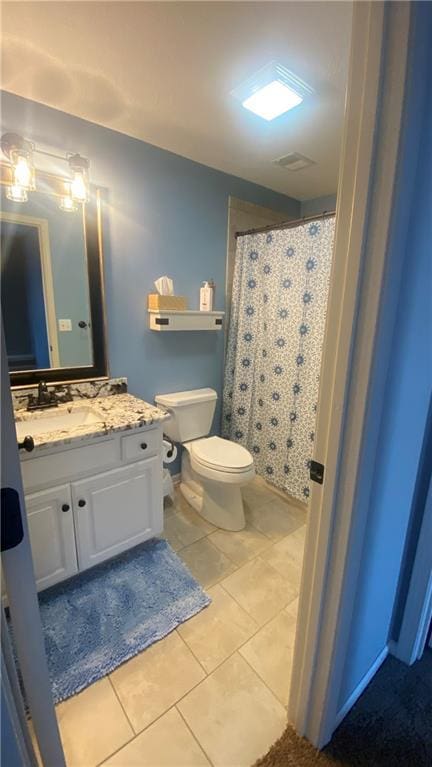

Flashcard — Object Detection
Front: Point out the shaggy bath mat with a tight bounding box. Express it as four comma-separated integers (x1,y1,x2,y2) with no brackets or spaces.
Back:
39,538,210,703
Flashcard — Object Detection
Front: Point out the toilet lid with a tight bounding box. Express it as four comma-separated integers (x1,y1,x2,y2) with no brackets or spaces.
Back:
191,436,253,472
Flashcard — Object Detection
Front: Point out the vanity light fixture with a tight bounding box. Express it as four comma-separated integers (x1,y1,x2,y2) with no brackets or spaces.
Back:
1,132,90,212
1,132,35,201
68,153,90,203
6,185,29,203
231,61,313,121
59,188,78,213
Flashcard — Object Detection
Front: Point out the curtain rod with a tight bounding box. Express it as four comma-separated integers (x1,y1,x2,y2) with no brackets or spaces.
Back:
235,209,336,239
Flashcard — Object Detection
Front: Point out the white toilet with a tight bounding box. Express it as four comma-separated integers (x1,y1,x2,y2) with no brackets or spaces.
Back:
155,388,255,531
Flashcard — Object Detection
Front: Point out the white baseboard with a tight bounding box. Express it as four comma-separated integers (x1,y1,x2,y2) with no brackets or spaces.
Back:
334,645,388,729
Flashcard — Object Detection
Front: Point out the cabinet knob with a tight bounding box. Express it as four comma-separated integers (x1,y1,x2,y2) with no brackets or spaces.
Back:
78,499,86,507
61,504,70,512
140,442,148,450
18,435,35,452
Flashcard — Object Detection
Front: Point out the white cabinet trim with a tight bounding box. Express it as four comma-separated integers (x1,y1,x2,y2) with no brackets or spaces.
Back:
25,484,78,591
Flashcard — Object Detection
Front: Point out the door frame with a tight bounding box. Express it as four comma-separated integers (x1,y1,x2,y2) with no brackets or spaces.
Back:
0,0,417,759
289,0,414,747
390,463,432,665
1,325,66,766
1,210,60,367
2,608,39,767
394,480,432,664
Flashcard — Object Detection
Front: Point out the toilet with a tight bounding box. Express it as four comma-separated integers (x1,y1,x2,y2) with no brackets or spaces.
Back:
155,388,255,531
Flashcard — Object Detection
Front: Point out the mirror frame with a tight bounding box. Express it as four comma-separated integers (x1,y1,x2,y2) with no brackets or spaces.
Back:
1,163,108,386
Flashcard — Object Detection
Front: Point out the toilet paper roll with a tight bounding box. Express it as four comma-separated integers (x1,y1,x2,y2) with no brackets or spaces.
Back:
162,439,177,464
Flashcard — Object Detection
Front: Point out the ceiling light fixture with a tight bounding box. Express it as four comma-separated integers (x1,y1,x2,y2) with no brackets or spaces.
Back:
1,133,90,212
232,61,313,121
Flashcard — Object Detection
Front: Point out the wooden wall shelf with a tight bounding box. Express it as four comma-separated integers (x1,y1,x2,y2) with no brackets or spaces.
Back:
148,310,225,331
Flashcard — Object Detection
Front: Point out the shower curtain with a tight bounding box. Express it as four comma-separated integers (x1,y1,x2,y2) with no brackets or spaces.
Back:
222,216,335,502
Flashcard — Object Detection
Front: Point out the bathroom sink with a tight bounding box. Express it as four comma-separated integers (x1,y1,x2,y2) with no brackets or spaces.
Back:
15,407,104,441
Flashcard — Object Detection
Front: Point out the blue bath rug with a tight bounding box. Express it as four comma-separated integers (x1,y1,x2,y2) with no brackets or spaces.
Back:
38,538,210,703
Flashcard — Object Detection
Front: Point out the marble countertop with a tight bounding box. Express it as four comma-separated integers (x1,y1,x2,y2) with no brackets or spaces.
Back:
15,393,169,453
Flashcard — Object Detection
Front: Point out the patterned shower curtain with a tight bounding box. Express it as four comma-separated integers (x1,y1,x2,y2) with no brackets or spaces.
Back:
222,217,335,502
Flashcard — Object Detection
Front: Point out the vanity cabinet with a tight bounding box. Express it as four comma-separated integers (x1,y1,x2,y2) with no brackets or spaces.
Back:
25,484,78,591
20,425,164,591
72,457,161,570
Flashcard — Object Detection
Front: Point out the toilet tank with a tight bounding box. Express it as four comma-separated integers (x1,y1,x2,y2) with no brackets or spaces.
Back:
155,388,217,443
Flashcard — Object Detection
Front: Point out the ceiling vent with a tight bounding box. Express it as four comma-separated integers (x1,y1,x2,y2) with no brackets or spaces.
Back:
273,152,316,171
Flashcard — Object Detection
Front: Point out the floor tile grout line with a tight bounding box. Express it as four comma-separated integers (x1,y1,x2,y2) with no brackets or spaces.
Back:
96,632,294,756
104,639,225,748
175,628,210,676
169,533,298,625
116,661,215,744
176,521,305,592
89,484,302,766
94,703,185,767
177,534,243,588
107,675,136,734
184,528,302,616
99,662,230,766
238,638,295,709
168,485,304,548
230,604,295,661
102,634,210,758
93,528,299,762
254,551,304,583
178,595,298,681
96,616,294,767
170,648,290,748
206,529,276,564
95,732,137,767
237,648,292,713
175,704,216,767
87,594,297,767
218,549,302,603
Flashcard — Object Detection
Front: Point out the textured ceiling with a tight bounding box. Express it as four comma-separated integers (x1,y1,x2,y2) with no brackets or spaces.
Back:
1,1,352,200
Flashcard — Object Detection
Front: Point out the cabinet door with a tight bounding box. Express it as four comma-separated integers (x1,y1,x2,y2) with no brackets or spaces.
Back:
72,457,163,570
25,484,78,591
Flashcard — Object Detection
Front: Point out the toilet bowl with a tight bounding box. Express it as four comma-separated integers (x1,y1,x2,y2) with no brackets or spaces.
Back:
182,436,255,530
155,388,254,531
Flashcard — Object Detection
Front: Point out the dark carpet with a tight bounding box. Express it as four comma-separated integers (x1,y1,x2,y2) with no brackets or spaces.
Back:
254,650,432,767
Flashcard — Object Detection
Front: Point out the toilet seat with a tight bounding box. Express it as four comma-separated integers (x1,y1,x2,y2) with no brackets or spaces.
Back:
190,436,254,474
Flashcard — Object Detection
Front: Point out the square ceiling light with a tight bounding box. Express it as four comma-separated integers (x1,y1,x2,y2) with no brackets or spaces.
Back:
232,61,313,121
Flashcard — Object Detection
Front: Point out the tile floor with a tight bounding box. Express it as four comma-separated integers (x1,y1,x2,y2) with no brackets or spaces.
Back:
49,478,307,767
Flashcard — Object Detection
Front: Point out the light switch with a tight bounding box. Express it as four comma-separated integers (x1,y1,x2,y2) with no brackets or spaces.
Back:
58,319,72,332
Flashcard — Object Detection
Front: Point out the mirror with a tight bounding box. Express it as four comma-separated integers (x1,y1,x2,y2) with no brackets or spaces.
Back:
1,167,107,385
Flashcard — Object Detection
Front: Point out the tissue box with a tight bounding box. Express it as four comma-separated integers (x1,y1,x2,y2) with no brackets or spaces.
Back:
148,294,188,311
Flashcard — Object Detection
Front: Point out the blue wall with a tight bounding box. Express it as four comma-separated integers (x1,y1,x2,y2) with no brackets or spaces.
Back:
338,2,432,708
1,91,300,432
300,194,336,217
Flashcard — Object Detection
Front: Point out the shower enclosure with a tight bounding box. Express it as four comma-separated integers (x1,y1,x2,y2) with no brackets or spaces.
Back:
222,215,335,503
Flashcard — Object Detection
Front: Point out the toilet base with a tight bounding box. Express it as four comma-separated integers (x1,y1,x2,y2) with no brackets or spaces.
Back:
180,479,246,532
180,453,247,531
